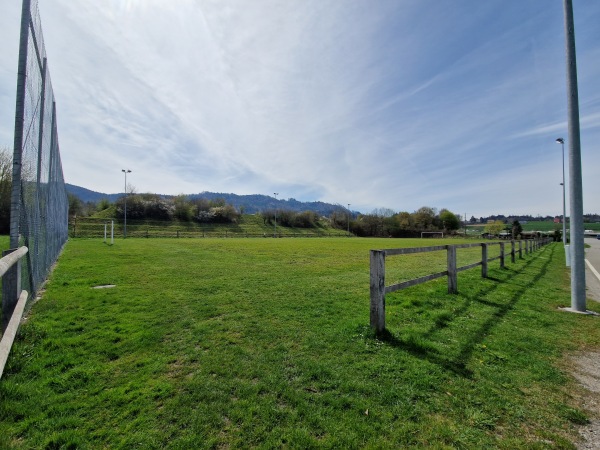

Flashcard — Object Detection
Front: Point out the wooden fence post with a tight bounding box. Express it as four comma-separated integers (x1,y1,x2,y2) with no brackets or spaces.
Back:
518,240,523,258
499,242,505,269
511,240,516,263
481,243,488,278
370,250,386,332
447,245,457,294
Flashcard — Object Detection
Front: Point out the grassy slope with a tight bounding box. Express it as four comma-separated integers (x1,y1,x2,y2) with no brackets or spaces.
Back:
72,213,349,238
0,238,599,448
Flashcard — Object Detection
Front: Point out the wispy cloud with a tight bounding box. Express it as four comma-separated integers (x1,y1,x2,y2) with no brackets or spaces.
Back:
1,0,599,216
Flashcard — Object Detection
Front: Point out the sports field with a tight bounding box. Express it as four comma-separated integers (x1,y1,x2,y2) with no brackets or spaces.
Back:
1,238,599,448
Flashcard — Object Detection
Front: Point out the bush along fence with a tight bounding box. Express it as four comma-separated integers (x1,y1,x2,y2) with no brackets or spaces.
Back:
369,238,553,332
0,246,29,379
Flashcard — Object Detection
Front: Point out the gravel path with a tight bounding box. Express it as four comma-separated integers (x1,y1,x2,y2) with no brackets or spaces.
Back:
571,351,600,449
573,239,600,449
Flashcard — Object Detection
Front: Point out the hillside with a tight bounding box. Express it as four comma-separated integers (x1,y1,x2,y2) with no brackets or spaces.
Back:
66,184,349,216
69,214,350,238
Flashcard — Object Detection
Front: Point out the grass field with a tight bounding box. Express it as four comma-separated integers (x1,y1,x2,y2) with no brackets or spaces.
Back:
1,238,599,448
467,220,600,234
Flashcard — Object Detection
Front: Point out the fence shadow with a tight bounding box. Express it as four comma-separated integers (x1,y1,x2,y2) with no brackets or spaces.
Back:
378,244,556,377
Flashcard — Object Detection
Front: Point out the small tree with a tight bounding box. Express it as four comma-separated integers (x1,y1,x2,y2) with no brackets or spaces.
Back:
97,198,111,212
0,148,12,234
68,193,83,217
511,220,523,239
553,224,562,242
439,209,460,231
484,220,505,236
395,211,413,230
173,195,193,221
413,206,437,230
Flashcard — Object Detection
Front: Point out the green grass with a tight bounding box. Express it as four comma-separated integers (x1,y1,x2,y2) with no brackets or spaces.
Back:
1,238,599,448
467,221,600,233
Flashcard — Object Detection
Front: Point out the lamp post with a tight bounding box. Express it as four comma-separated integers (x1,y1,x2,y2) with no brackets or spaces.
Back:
122,169,131,238
273,192,278,238
562,0,586,312
556,138,567,246
347,203,351,235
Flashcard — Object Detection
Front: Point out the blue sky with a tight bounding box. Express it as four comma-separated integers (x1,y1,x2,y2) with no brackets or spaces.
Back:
1,1,599,218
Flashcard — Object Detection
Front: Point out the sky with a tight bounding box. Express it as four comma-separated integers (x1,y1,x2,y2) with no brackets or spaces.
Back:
1,1,599,218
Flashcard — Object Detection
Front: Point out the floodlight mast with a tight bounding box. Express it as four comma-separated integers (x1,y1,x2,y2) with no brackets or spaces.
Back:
122,169,131,238
273,193,278,238
556,138,567,248
562,0,586,312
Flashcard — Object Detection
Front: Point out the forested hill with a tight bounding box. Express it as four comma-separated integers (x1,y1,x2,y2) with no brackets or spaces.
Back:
65,184,348,216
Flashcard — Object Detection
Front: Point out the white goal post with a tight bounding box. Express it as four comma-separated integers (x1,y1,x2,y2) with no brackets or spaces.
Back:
420,231,444,238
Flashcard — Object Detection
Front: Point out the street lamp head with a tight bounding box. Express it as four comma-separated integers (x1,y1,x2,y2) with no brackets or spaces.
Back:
122,169,131,173
556,138,564,144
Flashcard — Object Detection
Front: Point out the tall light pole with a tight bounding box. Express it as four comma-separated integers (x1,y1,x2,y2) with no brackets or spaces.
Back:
347,203,351,235
273,192,278,238
556,138,567,246
562,0,586,312
122,169,131,238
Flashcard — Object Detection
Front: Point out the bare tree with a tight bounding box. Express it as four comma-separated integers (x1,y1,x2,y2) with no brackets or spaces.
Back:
0,147,12,234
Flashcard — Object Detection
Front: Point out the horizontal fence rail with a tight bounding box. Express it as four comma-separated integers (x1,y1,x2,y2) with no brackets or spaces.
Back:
370,238,552,332
0,246,29,380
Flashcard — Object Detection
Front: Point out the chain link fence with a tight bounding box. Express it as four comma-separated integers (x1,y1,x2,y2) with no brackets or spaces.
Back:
9,0,68,298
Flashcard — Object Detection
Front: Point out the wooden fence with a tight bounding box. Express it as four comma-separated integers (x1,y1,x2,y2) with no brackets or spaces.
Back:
369,238,553,332
0,246,29,379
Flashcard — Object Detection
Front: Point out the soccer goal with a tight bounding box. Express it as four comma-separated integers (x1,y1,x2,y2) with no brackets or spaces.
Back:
421,231,444,238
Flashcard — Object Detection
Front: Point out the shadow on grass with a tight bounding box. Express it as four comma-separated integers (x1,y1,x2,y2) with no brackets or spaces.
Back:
377,244,556,377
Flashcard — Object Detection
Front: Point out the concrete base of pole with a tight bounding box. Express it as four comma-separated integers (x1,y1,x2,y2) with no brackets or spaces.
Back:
558,307,599,316
565,244,571,267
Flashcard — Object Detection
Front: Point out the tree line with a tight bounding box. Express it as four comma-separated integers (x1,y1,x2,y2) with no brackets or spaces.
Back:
67,188,321,228
329,206,461,237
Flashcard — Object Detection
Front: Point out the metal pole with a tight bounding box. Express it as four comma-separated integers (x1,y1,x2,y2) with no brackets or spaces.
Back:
122,169,131,238
561,140,567,246
273,192,278,238
9,0,32,249
33,57,47,266
556,138,567,246
563,0,586,312
347,203,351,235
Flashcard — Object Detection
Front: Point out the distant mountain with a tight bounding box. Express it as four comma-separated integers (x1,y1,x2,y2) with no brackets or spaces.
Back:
65,184,122,203
65,184,350,216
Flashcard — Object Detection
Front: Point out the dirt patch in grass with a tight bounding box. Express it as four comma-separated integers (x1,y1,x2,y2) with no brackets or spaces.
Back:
570,351,600,449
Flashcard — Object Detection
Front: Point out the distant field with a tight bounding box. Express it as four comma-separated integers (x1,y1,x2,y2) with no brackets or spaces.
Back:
1,238,598,448
467,220,600,233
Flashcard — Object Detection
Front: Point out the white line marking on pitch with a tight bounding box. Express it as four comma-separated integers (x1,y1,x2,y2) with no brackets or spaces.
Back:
585,259,600,283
